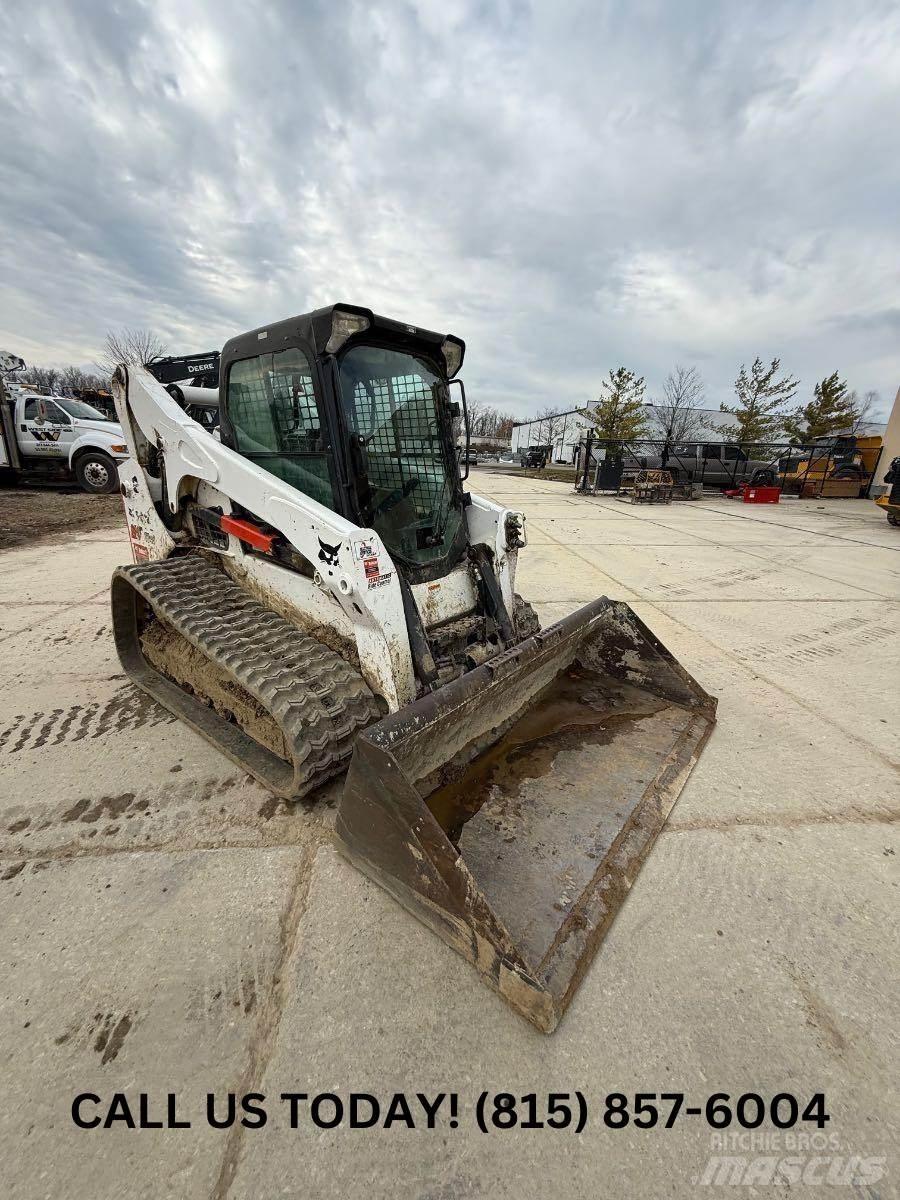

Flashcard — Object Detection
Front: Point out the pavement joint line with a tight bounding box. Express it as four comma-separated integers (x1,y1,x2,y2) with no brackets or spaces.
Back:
209,842,317,1200
674,524,893,601
528,536,641,597
568,492,900,551
529,540,832,547
0,600,81,607
665,810,900,834
645,601,900,772
527,598,894,606
569,499,895,599
0,835,316,865
687,504,900,552
626,597,897,604
1,806,897,872
533,523,900,769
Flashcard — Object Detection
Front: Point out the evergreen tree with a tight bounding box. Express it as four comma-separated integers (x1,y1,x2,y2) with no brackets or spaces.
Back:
582,367,649,441
720,358,798,443
783,372,855,442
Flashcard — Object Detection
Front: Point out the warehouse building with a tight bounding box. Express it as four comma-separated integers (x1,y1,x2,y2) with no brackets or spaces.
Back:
511,403,886,462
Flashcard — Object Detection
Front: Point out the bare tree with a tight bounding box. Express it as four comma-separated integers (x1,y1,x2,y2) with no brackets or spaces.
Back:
534,406,567,455
847,390,880,435
101,327,167,375
59,365,86,390
18,361,114,394
20,364,61,393
461,403,520,447
476,405,501,438
654,364,708,445
494,411,516,440
58,364,106,392
463,395,484,439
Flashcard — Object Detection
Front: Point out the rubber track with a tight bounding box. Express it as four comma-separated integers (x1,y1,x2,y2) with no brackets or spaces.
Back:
111,555,382,799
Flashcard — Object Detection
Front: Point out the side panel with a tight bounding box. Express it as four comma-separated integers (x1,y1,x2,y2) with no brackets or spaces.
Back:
411,562,478,630
118,458,176,564
465,492,524,612
113,367,416,710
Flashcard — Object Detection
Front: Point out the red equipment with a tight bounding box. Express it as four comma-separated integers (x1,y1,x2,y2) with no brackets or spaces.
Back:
742,485,780,504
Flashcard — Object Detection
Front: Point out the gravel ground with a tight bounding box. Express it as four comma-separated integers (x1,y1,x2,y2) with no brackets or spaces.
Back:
0,486,122,549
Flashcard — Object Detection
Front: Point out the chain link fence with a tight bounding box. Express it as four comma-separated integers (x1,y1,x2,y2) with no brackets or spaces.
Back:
574,434,883,499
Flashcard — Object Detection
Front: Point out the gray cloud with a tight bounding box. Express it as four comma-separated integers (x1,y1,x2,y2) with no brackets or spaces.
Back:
1,0,898,418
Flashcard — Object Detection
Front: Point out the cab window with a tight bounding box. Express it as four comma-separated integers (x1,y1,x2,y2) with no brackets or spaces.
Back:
43,401,69,424
225,347,336,511
23,398,68,422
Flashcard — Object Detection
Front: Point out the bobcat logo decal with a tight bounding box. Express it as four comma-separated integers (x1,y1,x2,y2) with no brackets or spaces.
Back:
317,537,341,567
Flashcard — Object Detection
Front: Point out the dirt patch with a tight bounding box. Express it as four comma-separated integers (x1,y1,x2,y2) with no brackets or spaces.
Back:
519,467,576,483
0,486,123,550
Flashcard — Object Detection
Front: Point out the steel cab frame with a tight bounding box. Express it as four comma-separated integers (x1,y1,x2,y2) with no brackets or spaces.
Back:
218,304,469,584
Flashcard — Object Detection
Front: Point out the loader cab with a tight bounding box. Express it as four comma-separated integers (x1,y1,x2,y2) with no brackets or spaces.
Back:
219,305,468,582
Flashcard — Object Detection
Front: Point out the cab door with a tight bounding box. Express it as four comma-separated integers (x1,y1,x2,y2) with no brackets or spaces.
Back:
42,399,77,458
722,443,748,485
701,443,723,485
18,397,68,459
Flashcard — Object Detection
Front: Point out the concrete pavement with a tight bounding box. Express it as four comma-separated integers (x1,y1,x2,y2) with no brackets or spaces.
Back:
0,478,897,1199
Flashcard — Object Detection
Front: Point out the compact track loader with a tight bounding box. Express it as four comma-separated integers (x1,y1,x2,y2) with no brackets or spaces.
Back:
111,304,716,1031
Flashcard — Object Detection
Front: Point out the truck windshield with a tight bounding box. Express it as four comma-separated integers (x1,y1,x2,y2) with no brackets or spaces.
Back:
55,398,109,421
338,344,463,569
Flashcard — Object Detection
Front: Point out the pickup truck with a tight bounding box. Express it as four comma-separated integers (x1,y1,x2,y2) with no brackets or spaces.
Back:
1,380,130,493
520,445,552,468
624,442,775,488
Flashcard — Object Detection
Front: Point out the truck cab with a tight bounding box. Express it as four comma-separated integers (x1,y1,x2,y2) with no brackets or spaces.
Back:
1,387,130,493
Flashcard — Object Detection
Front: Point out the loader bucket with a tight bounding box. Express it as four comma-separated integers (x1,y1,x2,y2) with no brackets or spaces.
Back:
335,598,716,1033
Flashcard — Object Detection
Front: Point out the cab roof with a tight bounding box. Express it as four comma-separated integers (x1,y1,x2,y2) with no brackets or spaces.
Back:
220,304,464,371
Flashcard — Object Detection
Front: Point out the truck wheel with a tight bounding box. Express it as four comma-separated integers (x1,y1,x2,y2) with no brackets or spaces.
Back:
75,451,119,494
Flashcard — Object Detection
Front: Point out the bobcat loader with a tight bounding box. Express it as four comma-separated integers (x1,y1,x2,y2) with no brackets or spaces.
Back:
111,304,716,1032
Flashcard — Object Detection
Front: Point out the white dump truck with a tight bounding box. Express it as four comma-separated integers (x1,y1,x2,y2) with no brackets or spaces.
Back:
0,351,129,493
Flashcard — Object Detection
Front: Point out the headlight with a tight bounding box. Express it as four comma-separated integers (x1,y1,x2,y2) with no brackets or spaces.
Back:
110,444,128,453
441,337,464,378
326,309,370,354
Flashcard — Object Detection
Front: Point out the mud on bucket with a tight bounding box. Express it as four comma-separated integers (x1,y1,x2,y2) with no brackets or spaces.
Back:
334,598,716,1033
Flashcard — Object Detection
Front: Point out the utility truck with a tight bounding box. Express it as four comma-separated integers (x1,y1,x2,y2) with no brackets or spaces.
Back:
0,351,128,492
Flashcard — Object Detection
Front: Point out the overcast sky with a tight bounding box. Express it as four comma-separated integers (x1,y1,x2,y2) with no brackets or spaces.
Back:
1,0,898,418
